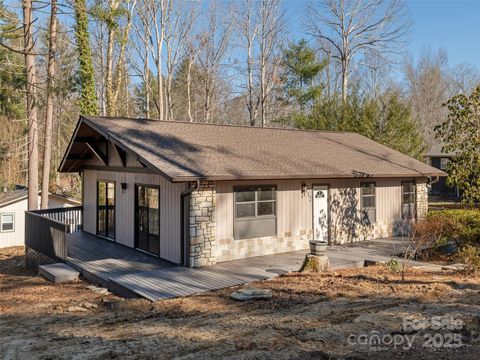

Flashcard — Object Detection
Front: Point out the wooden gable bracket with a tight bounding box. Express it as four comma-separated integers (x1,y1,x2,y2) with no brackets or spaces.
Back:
86,140,108,166
113,144,127,167
136,155,148,168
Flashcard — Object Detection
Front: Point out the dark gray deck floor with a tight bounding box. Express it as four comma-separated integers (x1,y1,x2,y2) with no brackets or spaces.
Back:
66,231,412,301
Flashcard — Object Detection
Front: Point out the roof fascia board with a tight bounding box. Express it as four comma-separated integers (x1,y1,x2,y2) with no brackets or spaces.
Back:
171,172,446,182
83,165,156,174
58,116,84,172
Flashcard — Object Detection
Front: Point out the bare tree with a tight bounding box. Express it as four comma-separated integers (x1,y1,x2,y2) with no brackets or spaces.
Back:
23,0,39,210
449,62,480,96
307,0,410,103
234,0,260,126
134,0,171,120
404,48,449,146
258,0,284,126
130,2,152,118
164,0,198,121
112,0,137,114
41,0,58,209
197,1,232,123
186,40,201,122
105,0,120,116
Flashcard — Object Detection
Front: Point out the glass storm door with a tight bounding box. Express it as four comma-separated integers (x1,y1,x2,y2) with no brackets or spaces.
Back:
313,185,329,242
97,181,115,239
135,185,160,256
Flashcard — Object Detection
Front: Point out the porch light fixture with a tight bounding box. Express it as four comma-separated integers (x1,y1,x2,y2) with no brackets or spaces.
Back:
301,183,307,196
121,182,127,193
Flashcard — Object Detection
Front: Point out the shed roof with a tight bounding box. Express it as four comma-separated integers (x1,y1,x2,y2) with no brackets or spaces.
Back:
0,186,80,208
59,116,445,181
0,188,28,207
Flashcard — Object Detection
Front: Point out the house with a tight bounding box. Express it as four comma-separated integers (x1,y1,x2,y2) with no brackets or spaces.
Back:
57,115,445,268
0,186,80,248
424,144,459,198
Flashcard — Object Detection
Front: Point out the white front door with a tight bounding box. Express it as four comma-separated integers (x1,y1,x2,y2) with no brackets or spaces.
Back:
313,185,329,242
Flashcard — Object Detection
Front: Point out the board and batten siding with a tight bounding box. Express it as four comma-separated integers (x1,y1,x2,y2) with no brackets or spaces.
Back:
215,178,413,262
82,169,187,264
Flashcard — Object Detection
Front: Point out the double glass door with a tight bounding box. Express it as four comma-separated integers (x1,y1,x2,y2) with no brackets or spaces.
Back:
97,181,115,239
135,185,160,255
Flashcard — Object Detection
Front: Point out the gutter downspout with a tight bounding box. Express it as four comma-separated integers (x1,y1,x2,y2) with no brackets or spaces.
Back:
180,180,200,266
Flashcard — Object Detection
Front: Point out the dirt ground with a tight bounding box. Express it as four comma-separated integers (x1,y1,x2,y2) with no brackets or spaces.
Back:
1,246,480,360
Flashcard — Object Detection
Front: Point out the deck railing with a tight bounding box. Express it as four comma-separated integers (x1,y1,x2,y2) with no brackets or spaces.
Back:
31,205,83,233
25,206,83,262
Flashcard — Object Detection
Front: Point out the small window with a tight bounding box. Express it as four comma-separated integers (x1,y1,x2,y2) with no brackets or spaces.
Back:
234,185,277,239
361,182,376,224
1,213,14,232
440,158,450,170
402,182,416,220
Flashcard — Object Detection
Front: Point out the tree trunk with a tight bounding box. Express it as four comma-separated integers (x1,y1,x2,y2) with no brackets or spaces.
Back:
74,0,98,115
187,56,193,122
204,79,211,123
23,0,38,210
41,0,58,209
341,58,348,103
155,54,164,120
247,47,255,126
105,24,115,116
112,0,135,112
145,49,150,118
260,42,266,127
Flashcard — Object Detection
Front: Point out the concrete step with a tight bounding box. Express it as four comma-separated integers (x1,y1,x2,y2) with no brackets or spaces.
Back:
39,263,80,283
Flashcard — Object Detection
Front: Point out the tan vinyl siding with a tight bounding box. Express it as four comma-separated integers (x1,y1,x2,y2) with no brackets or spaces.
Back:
216,178,413,261
217,179,312,241
83,169,187,263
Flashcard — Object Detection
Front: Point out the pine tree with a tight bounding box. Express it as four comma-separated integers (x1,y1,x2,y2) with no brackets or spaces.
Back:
281,39,326,111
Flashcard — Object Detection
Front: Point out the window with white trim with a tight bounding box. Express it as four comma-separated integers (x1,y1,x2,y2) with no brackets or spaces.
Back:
402,181,416,220
361,182,376,224
1,213,14,232
440,157,450,170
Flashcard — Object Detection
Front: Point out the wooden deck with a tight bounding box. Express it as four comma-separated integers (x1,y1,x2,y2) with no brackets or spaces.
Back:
67,231,410,301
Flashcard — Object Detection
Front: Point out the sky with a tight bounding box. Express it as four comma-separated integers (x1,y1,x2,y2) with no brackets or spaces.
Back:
406,0,480,67
286,0,480,70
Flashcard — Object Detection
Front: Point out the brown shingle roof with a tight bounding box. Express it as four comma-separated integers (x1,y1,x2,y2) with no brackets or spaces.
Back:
60,116,445,181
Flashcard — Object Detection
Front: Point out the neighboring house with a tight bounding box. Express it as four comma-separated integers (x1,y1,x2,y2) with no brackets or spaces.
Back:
0,187,81,248
424,144,459,198
58,116,445,267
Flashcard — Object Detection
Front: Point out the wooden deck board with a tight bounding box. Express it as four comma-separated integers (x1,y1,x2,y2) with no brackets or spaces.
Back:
66,231,409,301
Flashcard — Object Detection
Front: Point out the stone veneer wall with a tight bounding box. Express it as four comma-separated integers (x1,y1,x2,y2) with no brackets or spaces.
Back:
189,181,216,268
416,177,428,220
216,229,313,262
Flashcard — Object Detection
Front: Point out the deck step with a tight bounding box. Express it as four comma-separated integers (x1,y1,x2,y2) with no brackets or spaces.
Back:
39,263,79,283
